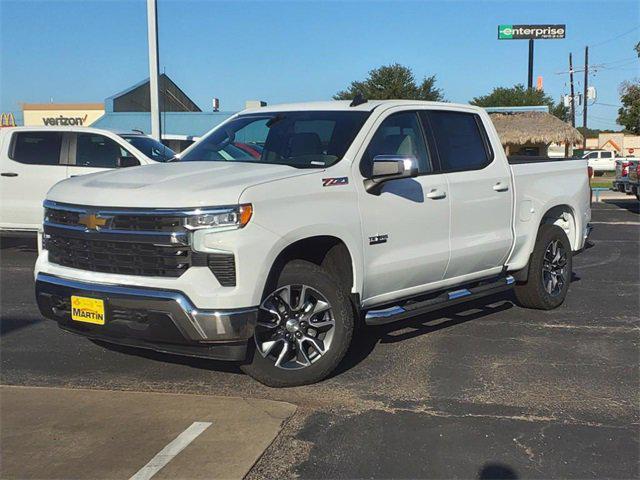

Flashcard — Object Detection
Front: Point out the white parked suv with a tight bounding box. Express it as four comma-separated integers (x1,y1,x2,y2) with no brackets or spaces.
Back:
0,127,174,234
34,101,592,386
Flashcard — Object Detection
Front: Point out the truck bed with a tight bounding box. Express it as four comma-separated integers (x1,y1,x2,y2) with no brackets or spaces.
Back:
506,158,591,271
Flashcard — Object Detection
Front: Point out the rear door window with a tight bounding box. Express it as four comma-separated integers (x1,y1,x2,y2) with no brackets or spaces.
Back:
10,132,63,165
426,111,492,172
601,151,613,158
75,133,131,168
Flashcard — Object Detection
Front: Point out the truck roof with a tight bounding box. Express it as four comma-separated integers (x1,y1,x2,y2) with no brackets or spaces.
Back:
241,99,481,114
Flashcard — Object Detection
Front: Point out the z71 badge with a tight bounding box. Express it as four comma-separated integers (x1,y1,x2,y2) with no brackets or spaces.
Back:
322,177,349,187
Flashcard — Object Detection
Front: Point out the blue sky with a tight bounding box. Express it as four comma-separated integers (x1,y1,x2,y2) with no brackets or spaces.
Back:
1,0,638,130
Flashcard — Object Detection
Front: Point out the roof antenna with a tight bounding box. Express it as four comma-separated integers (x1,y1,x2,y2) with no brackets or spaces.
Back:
350,92,367,107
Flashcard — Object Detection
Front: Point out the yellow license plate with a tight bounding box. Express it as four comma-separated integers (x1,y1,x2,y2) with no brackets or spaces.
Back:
71,296,105,325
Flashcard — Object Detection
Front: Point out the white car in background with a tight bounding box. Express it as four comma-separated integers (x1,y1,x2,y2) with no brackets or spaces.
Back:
583,150,617,175
0,127,174,234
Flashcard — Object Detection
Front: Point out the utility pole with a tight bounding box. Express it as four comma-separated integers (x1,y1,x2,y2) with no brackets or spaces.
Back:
527,39,534,89
147,0,161,141
582,46,589,148
569,52,575,127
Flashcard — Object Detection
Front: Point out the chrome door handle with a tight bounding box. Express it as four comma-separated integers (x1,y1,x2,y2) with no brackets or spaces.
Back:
426,189,446,199
1,172,18,177
493,182,509,192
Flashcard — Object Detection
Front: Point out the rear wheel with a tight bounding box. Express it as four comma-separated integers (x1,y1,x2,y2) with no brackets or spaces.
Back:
241,260,354,387
514,224,572,310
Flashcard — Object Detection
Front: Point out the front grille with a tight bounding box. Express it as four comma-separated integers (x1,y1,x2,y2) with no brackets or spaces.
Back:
45,207,184,232
207,253,236,286
46,234,192,277
111,215,184,232
46,208,80,226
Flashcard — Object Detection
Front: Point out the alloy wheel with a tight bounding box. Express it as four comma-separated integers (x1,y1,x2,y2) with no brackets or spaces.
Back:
255,284,335,370
542,239,568,296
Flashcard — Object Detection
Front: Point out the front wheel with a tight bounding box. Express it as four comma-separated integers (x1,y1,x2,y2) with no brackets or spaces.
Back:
241,260,354,387
514,224,573,310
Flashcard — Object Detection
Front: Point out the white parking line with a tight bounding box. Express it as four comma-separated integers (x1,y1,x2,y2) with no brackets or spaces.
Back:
129,421,212,480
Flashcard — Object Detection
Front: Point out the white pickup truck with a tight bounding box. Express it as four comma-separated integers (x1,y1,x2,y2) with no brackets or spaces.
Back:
583,149,617,175
0,127,175,234
34,100,592,387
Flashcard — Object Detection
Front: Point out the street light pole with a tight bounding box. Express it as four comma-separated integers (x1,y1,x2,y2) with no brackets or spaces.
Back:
147,0,161,141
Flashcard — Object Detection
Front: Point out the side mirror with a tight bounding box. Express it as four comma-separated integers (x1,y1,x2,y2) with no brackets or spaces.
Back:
117,156,139,168
364,154,419,194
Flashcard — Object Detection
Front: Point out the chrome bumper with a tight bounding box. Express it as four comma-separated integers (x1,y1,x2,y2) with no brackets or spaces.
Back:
35,273,258,360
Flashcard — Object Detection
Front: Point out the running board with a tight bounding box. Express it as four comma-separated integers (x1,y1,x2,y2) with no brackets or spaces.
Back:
364,275,515,326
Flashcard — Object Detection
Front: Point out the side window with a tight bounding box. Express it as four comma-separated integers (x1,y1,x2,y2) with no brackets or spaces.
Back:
10,132,63,165
428,111,492,172
601,151,612,158
588,152,598,159
75,134,129,168
361,111,430,177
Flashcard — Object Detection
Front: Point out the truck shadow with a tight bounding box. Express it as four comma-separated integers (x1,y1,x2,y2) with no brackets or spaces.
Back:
331,291,516,378
97,291,518,379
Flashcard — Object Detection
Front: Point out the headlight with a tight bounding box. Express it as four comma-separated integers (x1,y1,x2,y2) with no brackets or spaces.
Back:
184,204,253,231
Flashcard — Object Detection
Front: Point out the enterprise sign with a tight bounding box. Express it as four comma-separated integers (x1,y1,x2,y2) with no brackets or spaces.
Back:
498,24,566,40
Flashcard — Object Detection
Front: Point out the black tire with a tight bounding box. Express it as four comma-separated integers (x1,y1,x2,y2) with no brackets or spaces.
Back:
514,224,573,310
241,260,354,387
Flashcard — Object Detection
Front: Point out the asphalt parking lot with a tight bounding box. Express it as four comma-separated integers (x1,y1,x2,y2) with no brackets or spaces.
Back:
1,198,638,479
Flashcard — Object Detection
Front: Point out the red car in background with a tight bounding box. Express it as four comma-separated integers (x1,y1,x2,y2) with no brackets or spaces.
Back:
234,142,263,159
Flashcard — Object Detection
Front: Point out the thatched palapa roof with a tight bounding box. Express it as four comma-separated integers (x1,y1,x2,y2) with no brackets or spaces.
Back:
489,111,583,146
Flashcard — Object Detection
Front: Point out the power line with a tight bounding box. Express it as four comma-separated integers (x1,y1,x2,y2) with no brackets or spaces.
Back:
555,58,638,75
589,25,640,48
593,102,622,108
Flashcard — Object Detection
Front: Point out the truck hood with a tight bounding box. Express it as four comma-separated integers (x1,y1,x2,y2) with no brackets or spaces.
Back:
47,161,315,208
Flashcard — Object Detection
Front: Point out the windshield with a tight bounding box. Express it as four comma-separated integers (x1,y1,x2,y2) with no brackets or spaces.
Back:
120,135,176,162
180,111,370,168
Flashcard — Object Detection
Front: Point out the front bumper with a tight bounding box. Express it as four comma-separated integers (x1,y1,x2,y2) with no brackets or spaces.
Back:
35,273,258,361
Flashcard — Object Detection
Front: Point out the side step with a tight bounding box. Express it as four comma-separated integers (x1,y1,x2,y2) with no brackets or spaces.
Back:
364,275,515,326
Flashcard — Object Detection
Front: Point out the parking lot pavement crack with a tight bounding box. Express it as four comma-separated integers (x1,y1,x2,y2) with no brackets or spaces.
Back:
513,436,537,462
242,397,298,421
538,323,640,333
369,404,637,430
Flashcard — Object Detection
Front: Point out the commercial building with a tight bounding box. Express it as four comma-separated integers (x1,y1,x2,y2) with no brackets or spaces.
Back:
22,103,105,127
585,133,640,157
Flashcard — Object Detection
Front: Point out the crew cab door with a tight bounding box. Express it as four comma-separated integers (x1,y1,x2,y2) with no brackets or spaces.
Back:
66,132,141,177
357,109,450,306
0,130,68,231
423,110,513,279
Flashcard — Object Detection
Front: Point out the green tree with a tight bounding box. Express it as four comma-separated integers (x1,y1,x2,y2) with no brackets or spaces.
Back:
334,63,444,101
617,80,640,134
470,84,568,121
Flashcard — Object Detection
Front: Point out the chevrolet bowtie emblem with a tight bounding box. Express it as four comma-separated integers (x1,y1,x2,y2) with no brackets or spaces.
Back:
78,213,108,230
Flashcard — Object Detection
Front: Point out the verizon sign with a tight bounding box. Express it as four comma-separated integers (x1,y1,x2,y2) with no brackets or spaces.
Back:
42,114,89,126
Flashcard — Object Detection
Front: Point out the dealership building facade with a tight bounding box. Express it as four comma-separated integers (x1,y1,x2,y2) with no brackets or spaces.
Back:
8,74,238,152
